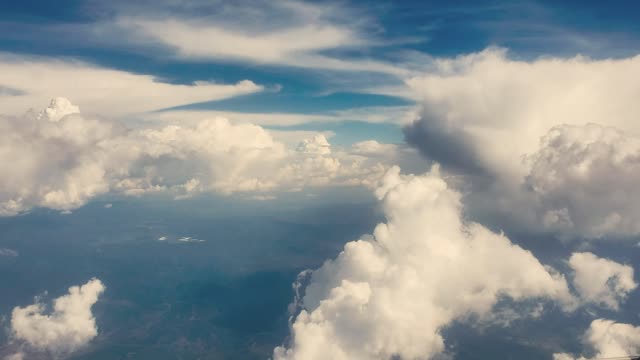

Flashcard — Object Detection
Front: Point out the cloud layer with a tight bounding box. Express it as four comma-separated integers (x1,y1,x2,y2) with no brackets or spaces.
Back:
0,98,402,215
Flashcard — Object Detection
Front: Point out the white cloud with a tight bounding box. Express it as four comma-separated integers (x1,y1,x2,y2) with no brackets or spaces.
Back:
0,98,399,215
525,124,640,238
351,140,398,156
122,18,358,63
554,319,640,360
404,49,640,239
146,110,329,127
568,252,637,310
274,166,576,360
3,352,24,360
10,278,105,356
0,99,125,215
406,48,640,180
106,1,408,76
177,236,205,243
144,105,416,127
0,248,18,257
296,135,332,155
0,54,262,117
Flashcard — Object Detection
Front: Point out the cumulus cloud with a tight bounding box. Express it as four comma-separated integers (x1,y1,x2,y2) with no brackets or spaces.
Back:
0,98,126,215
404,49,640,239
177,236,205,243
0,98,398,215
568,252,637,310
297,135,332,155
10,278,105,357
554,319,640,360
3,352,24,360
406,49,640,179
0,54,262,117
274,166,576,360
525,124,640,238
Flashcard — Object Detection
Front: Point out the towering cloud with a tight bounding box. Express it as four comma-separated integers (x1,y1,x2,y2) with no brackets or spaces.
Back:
525,124,640,238
404,49,640,239
274,166,576,360
10,278,105,357
405,49,640,179
0,98,127,215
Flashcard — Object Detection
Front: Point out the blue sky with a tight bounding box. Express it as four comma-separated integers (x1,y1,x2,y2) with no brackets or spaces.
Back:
3,1,640,360
3,0,640,143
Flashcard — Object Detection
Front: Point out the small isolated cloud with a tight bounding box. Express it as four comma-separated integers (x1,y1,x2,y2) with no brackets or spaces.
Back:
103,203,112,209
0,248,18,257
554,319,640,360
10,278,105,357
157,236,167,241
274,166,575,360
568,252,637,310
177,236,205,243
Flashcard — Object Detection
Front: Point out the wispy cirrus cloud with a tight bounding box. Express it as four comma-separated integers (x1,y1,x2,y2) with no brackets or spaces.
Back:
0,53,262,117
0,0,413,78
101,1,409,76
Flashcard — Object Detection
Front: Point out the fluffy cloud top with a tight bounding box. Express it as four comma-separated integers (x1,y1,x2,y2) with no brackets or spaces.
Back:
526,124,640,238
405,49,640,239
11,278,105,355
0,98,397,215
406,49,640,180
568,252,637,310
274,166,575,360
554,319,640,360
